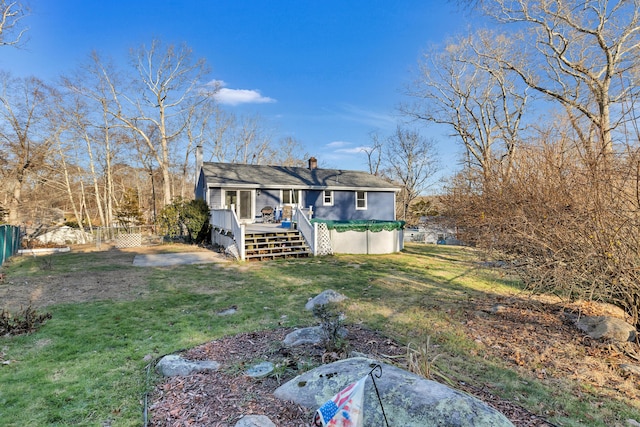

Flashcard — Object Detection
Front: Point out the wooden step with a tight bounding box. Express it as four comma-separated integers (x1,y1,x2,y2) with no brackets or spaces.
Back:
244,229,311,261
245,250,310,260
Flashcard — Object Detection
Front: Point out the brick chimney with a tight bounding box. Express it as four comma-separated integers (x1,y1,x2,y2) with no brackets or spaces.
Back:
308,156,318,170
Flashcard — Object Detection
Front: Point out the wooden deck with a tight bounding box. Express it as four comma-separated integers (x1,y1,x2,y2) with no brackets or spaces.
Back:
245,223,294,234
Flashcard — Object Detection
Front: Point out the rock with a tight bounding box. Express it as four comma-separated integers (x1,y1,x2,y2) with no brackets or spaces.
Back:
283,326,326,347
245,361,275,378
217,305,238,316
575,316,637,342
490,304,507,314
282,326,347,347
234,414,276,427
349,350,369,358
627,419,640,427
274,357,514,427
480,260,508,268
621,364,640,376
156,354,220,377
305,289,347,311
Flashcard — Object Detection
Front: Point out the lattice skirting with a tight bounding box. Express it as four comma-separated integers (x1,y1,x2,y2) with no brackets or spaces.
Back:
316,222,333,256
115,233,142,248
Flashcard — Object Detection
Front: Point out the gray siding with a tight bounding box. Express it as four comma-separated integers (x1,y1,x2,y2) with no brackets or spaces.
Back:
256,189,280,211
365,192,396,220
200,185,395,222
194,172,206,200
310,190,395,221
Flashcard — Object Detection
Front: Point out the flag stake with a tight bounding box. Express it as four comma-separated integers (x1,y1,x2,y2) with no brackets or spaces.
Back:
368,364,390,427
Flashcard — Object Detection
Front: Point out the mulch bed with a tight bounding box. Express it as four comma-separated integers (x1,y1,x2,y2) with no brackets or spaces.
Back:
147,325,555,426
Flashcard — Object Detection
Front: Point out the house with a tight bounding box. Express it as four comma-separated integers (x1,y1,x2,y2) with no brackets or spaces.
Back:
194,152,403,260
195,157,400,223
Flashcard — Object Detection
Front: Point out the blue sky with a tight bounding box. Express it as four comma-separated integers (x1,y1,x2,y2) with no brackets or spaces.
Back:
2,1,471,180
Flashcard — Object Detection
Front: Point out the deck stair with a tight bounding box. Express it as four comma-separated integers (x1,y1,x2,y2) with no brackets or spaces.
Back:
245,229,311,260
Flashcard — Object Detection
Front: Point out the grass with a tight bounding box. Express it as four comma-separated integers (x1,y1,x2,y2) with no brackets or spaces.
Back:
0,243,638,426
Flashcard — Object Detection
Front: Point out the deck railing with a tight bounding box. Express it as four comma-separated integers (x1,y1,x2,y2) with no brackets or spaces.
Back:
210,208,246,260
294,207,317,255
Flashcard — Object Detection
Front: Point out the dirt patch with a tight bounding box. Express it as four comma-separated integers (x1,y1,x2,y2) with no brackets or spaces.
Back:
0,269,152,309
0,244,226,310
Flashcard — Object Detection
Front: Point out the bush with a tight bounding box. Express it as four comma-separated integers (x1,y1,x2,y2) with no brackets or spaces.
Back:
313,304,347,353
115,188,145,232
444,141,640,328
158,198,211,244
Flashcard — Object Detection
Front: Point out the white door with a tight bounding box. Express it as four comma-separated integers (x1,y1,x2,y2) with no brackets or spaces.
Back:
225,190,253,222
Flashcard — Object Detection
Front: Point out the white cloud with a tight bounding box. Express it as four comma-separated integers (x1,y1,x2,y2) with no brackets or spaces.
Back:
326,140,349,148
335,145,370,155
207,79,276,106
326,141,371,155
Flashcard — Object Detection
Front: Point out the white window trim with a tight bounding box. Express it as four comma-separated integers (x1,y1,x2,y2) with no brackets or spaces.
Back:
280,189,301,206
323,190,334,206
355,191,367,210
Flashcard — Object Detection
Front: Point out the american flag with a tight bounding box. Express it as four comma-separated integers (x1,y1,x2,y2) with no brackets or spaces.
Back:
314,375,367,427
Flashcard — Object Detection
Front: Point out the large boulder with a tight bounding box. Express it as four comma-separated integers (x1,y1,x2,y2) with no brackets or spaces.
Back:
274,357,513,427
575,316,637,342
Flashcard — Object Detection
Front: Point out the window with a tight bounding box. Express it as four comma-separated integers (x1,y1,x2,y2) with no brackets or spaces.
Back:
356,191,367,210
323,190,333,206
281,189,299,204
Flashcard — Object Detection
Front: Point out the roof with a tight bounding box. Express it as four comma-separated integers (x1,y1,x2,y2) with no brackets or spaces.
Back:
200,162,399,191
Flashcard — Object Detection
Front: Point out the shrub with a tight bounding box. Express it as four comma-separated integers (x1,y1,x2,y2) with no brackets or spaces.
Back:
115,188,145,232
158,198,211,244
313,304,347,353
444,139,640,327
1,306,52,336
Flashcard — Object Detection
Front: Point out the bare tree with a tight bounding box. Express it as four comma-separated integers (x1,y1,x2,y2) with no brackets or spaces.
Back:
0,1,28,47
405,30,528,183
230,114,272,164
265,136,309,166
179,92,218,198
203,106,236,163
381,125,440,221
482,0,640,160
0,73,55,223
104,40,210,207
63,52,129,227
363,131,383,175
50,129,86,228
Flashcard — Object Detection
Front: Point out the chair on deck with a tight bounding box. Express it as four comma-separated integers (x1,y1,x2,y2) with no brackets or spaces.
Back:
261,206,275,223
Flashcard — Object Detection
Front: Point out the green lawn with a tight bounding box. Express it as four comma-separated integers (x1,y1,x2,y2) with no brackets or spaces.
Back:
0,244,638,426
